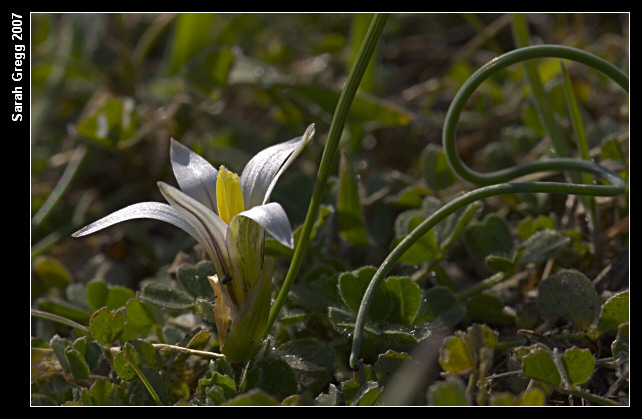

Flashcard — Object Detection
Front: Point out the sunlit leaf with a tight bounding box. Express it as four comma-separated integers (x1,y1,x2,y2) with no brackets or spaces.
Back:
561,347,595,386
427,376,470,406
89,307,125,344
597,290,629,335
521,348,561,386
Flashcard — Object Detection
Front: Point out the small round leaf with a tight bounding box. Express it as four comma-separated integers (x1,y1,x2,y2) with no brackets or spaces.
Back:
538,269,599,330
561,347,595,386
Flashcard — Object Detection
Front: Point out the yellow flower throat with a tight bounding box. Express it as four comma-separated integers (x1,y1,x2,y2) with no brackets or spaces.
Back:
216,166,245,224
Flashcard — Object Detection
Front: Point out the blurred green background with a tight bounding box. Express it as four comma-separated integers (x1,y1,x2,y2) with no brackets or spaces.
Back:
31,12,628,292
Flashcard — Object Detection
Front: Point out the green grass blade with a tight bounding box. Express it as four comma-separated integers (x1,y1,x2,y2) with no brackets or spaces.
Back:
265,13,389,337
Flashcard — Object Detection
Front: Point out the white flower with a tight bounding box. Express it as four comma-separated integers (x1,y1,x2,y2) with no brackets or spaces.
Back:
73,124,315,361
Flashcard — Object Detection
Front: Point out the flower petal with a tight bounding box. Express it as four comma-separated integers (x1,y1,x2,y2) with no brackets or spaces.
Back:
157,181,231,275
170,138,219,212
71,202,198,239
232,202,294,249
240,123,315,208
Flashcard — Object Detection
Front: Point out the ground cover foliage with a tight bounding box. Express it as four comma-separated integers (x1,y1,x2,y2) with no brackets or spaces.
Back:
31,13,629,406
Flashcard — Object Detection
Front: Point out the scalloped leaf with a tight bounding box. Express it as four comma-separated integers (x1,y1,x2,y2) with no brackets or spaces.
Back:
561,347,595,386
139,282,195,310
338,266,392,322
521,348,561,386
464,214,514,259
385,276,421,325
538,269,600,330
89,307,125,345
598,290,629,335
176,260,216,300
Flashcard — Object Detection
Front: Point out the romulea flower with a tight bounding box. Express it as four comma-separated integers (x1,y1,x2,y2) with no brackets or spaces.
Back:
73,124,315,362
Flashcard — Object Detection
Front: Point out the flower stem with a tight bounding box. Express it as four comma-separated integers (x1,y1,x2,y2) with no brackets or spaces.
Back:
348,43,627,368
265,13,389,336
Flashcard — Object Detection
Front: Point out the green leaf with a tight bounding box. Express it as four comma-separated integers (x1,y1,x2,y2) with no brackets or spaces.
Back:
139,365,169,406
337,149,370,246
276,338,336,394
125,298,155,329
169,13,217,75
243,357,297,401
328,306,359,333
438,333,474,375
315,384,343,406
490,388,546,406
466,293,515,326
464,214,514,259
327,307,419,344
597,290,629,335
353,381,381,406
274,84,413,126
89,307,125,344
276,338,335,372
466,323,498,353
49,335,71,375
485,254,515,273
139,282,195,310
113,345,140,381
427,376,470,406
414,286,463,327
391,226,439,265
65,347,90,380
129,339,160,367
374,350,412,387
385,185,430,208
86,280,109,312
420,144,456,190
289,272,339,315
223,389,279,406
517,388,546,406
105,286,135,310
393,197,445,265
199,371,237,404
340,380,360,405
121,299,156,342
338,266,392,322
611,323,629,366
521,348,561,386
281,393,315,406
33,256,72,291
517,229,570,264
87,378,117,406
517,215,555,239
176,260,216,300
380,329,420,344
538,269,600,330
72,336,102,372
561,347,595,386
385,276,421,325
